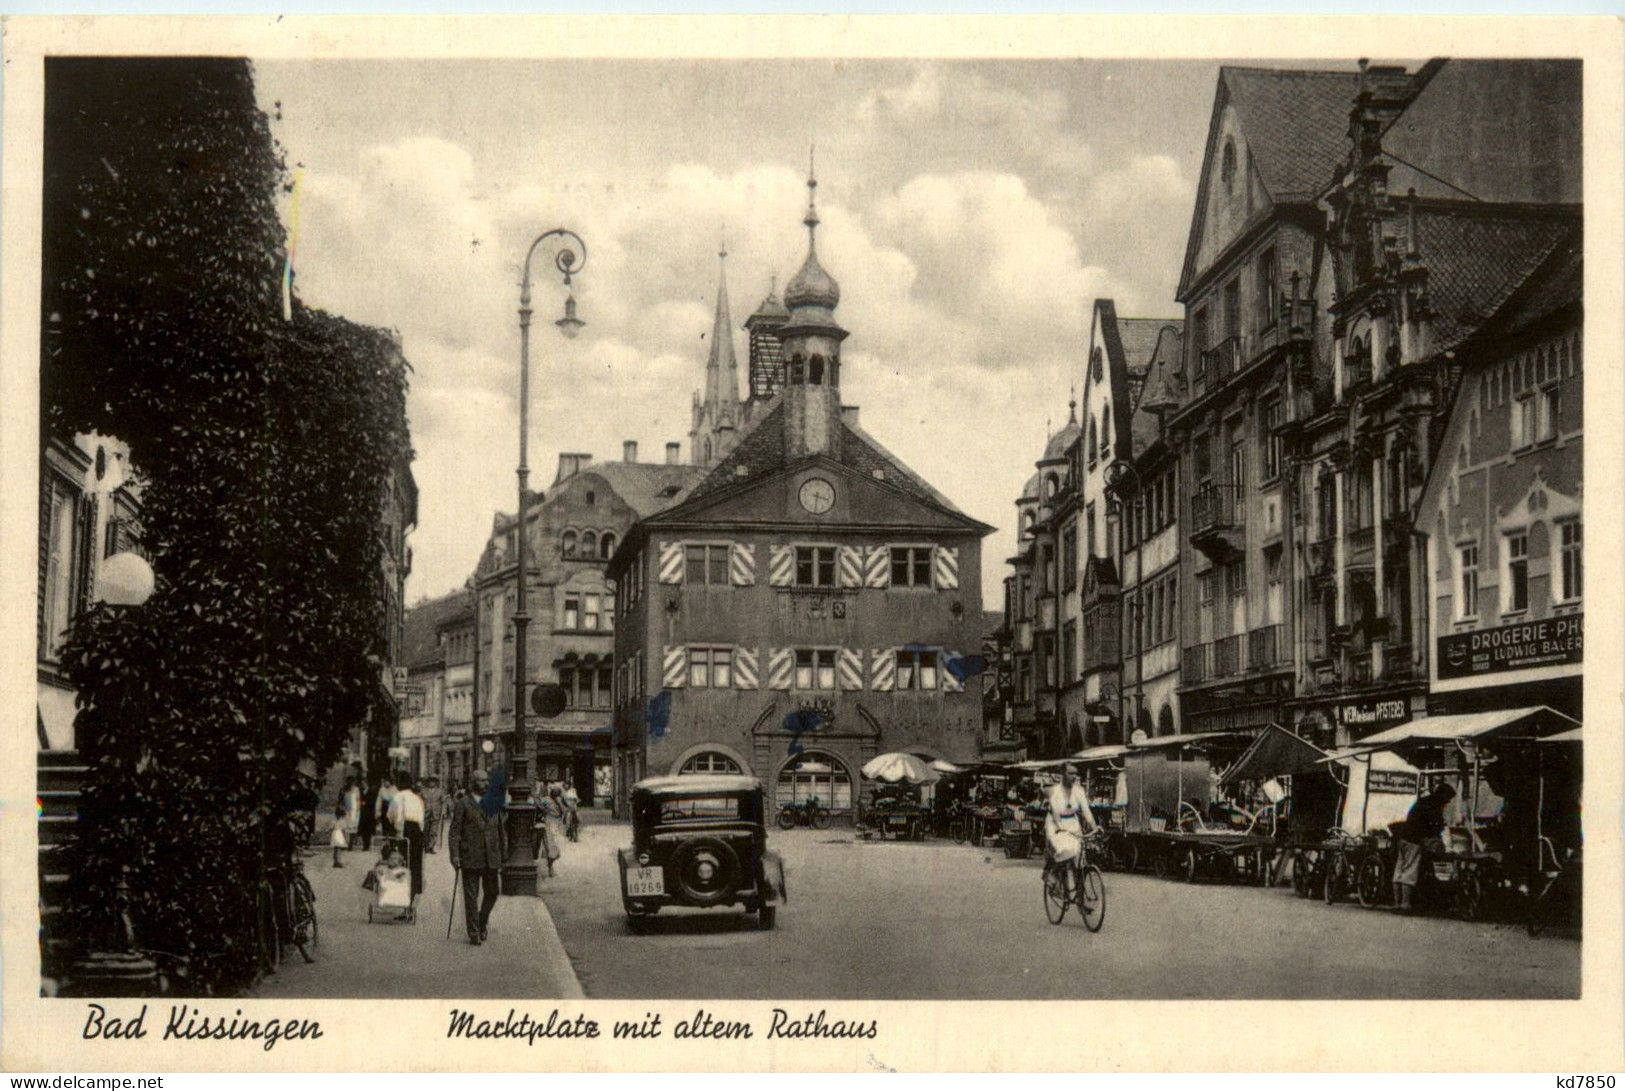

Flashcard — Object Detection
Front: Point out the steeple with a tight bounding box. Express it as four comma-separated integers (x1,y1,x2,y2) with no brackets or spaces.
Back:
778,150,847,461
704,237,741,430
782,148,844,330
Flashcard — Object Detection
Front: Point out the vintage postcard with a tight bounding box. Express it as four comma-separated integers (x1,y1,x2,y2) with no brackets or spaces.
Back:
1,14,1621,1074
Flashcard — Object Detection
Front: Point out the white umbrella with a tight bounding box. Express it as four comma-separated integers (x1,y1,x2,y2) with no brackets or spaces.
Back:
862,752,942,785
930,758,964,774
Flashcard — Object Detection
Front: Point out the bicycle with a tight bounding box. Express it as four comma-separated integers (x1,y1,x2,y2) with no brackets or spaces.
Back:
255,826,319,974
1042,830,1106,932
775,799,831,830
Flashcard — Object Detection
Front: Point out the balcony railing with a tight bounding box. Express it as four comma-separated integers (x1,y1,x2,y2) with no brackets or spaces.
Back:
1307,537,1336,581
1191,483,1241,537
1194,337,1241,398
1248,624,1285,671
1212,634,1242,678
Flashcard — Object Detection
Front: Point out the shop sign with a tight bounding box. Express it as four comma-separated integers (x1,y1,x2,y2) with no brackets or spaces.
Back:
1437,613,1583,680
1368,769,1418,795
1339,698,1410,730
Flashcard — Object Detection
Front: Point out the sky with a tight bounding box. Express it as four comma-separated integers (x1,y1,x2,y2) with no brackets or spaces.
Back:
253,58,1229,605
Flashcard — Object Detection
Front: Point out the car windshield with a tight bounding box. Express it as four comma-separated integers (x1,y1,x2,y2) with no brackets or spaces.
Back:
646,794,751,823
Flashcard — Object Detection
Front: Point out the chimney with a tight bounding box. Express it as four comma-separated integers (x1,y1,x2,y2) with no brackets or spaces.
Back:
623,440,638,463
554,452,593,484
665,442,681,466
840,405,860,430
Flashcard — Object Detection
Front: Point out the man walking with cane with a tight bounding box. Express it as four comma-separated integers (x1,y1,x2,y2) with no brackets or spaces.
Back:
448,769,506,945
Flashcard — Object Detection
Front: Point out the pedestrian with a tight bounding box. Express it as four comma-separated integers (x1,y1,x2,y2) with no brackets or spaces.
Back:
376,773,399,839
534,785,565,877
358,773,378,853
1392,782,1457,912
329,803,348,867
421,776,445,853
449,768,506,945
390,773,427,922
342,776,363,850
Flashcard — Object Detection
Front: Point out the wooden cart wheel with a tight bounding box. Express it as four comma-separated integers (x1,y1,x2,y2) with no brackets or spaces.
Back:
1182,846,1200,883
1357,854,1387,908
1454,873,1484,921
1322,851,1346,904
1152,848,1173,879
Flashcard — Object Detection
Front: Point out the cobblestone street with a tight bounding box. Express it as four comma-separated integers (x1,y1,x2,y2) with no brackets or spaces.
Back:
540,821,1578,1000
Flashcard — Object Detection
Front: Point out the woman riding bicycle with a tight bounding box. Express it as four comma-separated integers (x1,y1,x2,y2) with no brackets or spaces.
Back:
1044,765,1099,883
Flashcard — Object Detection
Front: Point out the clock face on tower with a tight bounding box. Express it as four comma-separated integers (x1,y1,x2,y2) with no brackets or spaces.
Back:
798,477,836,515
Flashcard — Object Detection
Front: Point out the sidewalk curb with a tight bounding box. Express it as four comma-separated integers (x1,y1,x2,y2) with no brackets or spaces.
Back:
524,890,586,999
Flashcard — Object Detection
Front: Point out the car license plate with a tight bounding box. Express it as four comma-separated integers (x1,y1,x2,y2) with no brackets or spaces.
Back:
1432,861,1455,881
626,866,664,896
888,817,908,827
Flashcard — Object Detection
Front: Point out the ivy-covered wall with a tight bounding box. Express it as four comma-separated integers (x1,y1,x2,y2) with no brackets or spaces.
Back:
43,57,413,994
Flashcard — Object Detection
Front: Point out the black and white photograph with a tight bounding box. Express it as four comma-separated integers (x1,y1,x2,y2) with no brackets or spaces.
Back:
5,14,1620,1074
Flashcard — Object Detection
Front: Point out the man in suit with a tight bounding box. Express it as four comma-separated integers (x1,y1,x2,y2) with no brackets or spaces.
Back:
449,769,506,944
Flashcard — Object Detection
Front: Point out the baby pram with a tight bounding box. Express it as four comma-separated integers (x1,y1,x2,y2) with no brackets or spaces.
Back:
363,836,416,924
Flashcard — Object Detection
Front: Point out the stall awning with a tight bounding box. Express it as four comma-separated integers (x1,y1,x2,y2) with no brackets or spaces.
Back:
1541,727,1583,744
1128,730,1253,752
1072,744,1131,764
1324,705,1579,761
1219,723,1329,785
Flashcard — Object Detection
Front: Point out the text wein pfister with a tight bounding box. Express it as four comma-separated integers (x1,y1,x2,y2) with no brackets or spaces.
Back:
1437,614,1583,680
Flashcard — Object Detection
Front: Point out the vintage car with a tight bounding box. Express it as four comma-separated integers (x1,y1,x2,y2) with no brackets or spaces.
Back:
617,774,788,931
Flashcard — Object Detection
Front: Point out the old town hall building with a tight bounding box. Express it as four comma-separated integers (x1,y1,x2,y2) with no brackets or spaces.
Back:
609,170,994,819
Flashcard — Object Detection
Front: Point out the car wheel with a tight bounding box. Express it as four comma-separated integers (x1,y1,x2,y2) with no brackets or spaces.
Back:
671,837,741,907
757,905,776,930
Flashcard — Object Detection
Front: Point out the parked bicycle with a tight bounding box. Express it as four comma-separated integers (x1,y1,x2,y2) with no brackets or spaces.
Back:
776,798,831,830
255,815,318,974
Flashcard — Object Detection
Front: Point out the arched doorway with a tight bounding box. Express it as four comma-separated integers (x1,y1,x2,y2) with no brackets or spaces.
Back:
1158,703,1176,737
775,750,854,814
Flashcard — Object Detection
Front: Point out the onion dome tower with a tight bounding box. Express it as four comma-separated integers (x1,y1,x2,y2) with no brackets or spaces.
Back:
781,152,849,459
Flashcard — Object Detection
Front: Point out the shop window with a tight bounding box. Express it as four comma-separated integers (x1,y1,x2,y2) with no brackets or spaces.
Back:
776,752,852,812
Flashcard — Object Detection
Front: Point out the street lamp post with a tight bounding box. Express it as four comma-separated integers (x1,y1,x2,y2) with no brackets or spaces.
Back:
504,228,586,897
1106,460,1145,743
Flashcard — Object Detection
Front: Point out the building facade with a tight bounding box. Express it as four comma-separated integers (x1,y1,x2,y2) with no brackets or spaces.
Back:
610,170,993,818
37,433,143,752
470,445,704,804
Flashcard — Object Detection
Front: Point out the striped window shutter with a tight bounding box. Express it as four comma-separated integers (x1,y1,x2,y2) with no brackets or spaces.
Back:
940,649,965,692
768,544,795,587
729,543,757,586
869,647,896,692
734,647,760,689
767,647,795,690
837,545,866,588
934,545,960,590
658,541,685,584
864,545,890,588
837,647,865,690
662,645,687,689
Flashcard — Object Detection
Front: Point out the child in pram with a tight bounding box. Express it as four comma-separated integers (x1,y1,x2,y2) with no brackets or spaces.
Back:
365,839,414,923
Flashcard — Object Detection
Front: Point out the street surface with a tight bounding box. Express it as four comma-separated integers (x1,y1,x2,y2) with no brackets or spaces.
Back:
251,832,580,999
543,818,1579,1000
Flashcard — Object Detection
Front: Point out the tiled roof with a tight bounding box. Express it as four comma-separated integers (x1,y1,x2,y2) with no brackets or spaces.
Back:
1221,68,1360,200
1130,324,1185,459
1116,318,1177,378
1414,207,1578,355
1474,224,1581,340
671,398,970,519
1382,60,1580,206
402,590,472,672
571,461,709,519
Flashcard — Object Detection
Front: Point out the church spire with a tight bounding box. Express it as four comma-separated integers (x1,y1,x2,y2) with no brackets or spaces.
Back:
704,237,740,428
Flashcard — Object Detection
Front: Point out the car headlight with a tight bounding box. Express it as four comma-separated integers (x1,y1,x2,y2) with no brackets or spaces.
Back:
637,852,650,866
